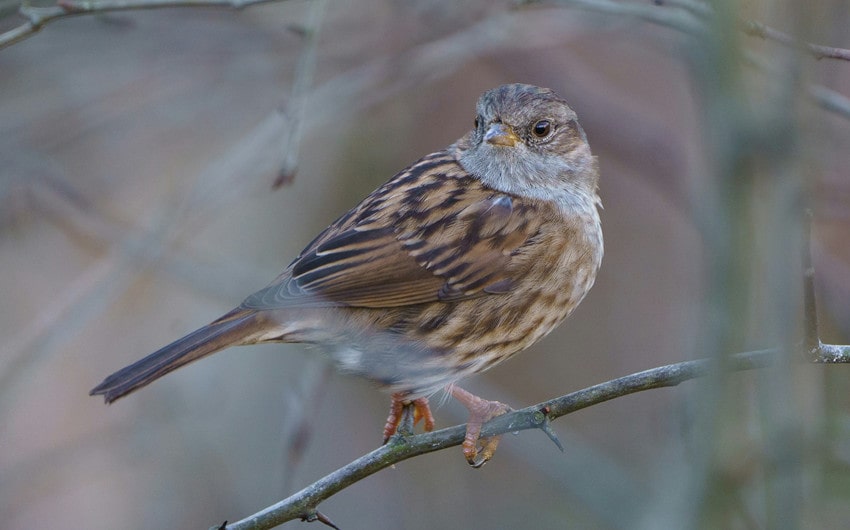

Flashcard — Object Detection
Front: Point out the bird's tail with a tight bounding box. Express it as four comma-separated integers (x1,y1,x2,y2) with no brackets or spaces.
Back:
90,309,261,403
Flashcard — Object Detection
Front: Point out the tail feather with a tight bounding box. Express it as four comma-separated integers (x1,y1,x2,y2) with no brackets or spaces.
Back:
90,309,259,403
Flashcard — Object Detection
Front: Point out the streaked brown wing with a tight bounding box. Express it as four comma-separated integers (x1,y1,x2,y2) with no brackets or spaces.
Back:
241,150,543,310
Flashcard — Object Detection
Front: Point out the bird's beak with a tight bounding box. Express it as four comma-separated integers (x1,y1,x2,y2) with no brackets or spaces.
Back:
484,123,520,147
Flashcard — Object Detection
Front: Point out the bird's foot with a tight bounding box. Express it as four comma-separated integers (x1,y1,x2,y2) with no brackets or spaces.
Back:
450,385,512,468
382,393,435,443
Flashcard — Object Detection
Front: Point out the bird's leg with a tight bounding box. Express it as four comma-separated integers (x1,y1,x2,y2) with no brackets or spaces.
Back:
450,385,512,468
382,393,435,443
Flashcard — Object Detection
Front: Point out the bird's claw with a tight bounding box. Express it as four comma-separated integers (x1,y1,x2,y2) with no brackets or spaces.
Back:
382,393,435,443
450,385,512,467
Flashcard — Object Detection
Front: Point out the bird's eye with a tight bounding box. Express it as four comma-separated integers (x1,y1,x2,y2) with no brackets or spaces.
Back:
532,120,551,138
474,117,480,129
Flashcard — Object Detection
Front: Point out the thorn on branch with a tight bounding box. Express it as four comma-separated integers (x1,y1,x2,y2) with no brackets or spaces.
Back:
535,406,564,452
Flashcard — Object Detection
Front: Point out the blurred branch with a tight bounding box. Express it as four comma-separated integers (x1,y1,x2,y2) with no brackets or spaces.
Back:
516,0,850,120
0,0,289,50
651,0,712,19
809,85,850,120
279,364,332,495
802,214,850,363
0,256,121,400
803,211,820,356
742,20,850,62
657,0,850,61
222,345,850,530
272,0,326,189
806,238,850,362
518,0,707,34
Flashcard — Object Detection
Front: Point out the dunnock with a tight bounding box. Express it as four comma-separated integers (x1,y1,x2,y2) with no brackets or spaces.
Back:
91,84,603,466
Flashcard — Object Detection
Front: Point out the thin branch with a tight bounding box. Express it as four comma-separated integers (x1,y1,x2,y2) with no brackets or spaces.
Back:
223,346,850,530
743,20,850,62
0,0,288,51
224,344,850,529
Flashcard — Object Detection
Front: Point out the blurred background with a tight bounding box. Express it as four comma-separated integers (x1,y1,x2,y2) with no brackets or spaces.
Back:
2,0,850,528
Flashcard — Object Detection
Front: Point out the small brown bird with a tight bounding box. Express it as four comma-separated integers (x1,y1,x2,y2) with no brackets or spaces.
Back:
91,84,603,466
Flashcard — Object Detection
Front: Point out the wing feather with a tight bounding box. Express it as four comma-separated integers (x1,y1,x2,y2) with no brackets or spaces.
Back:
241,150,546,310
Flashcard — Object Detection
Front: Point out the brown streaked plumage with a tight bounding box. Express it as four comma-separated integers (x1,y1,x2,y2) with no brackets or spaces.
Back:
91,84,603,466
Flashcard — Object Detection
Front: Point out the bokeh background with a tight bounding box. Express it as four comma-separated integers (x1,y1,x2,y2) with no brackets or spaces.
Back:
2,0,850,528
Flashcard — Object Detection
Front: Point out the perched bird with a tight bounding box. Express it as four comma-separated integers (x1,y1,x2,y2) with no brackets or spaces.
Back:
91,84,603,467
